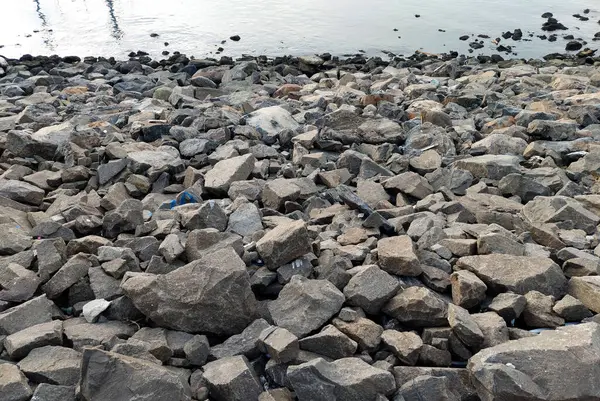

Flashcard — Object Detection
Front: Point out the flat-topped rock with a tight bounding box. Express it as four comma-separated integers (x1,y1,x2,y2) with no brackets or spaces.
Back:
456,255,567,298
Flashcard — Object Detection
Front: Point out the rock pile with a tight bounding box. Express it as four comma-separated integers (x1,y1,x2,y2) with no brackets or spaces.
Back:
0,51,599,400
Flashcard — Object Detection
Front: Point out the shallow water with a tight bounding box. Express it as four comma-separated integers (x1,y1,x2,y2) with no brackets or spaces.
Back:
0,0,598,59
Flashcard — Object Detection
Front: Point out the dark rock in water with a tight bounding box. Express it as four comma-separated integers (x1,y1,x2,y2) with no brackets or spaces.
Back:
415,14,421,18
230,35,241,41
542,12,553,18
469,41,484,50
459,35,469,41
564,34,575,40
512,29,523,40
573,13,589,22
502,31,513,39
566,40,583,51
150,33,159,37
542,18,567,31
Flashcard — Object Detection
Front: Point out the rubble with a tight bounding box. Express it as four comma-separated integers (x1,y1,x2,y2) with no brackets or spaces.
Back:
0,53,598,400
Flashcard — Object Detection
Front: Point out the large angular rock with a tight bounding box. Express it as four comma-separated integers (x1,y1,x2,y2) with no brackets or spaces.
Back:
181,201,228,232
567,276,600,313
553,294,592,321
343,265,400,314
0,225,33,255
4,320,63,359
394,366,477,401
258,326,299,363
268,276,345,337
210,319,271,360
102,199,144,238
299,325,358,359
522,291,564,328
256,220,312,270
227,202,263,236
527,119,579,141
488,292,527,322
0,180,45,205
468,323,600,401
127,148,183,175
204,154,256,195
245,106,299,136
395,375,461,401
454,155,521,180
0,262,40,301
0,364,32,401
383,286,448,327
498,174,553,202
203,356,262,401
80,349,191,401
447,304,484,348
522,196,600,235
0,295,55,335
18,346,81,385
287,357,396,401
381,330,423,366
471,133,528,155
30,384,76,401
377,235,422,276
384,172,433,200
456,255,567,298
450,270,487,309
185,229,243,261
332,317,383,350
262,179,301,210
122,247,257,335
471,312,509,349
41,253,93,299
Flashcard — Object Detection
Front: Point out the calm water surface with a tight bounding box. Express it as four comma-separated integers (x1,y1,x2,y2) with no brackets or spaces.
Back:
0,0,598,59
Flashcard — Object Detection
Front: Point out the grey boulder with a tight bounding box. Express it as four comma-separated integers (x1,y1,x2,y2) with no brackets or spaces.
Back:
18,346,81,385
122,246,257,335
468,323,600,401
256,220,312,270
204,154,256,195
79,348,191,401
203,355,262,401
288,357,396,401
269,276,345,337
0,364,32,401
456,255,567,299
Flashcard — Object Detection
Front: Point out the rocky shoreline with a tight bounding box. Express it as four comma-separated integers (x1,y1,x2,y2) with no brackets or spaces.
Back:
0,50,600,401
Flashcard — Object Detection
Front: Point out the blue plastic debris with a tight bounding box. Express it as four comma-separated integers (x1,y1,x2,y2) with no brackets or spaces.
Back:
168,191,198,209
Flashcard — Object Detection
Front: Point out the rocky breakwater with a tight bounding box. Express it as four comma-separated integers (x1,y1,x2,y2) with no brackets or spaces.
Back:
0,51,600,401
